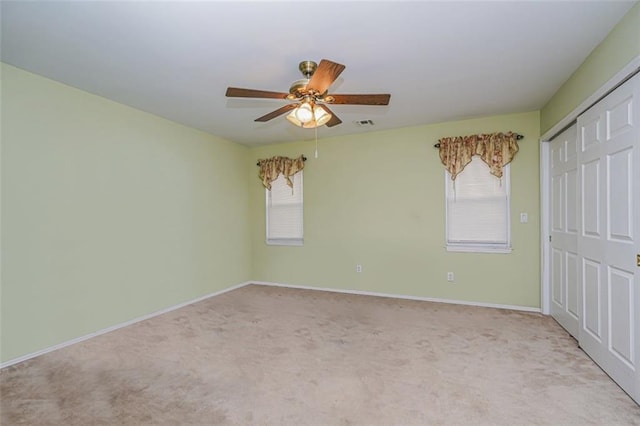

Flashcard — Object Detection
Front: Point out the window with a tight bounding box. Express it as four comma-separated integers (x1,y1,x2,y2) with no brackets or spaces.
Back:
266,171,303,246
445,158,511,253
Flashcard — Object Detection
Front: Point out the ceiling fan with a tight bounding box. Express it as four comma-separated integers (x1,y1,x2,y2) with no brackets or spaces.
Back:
225,59,390,129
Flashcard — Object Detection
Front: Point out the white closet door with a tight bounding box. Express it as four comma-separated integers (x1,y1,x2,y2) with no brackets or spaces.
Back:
550,124,580,338
577,73,640,403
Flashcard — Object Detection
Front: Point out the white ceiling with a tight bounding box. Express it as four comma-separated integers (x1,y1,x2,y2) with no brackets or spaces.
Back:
1,1,636,146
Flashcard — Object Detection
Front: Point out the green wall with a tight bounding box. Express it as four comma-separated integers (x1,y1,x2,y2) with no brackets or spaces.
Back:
249,111,541,308
541,2,640,133
0,64,251,363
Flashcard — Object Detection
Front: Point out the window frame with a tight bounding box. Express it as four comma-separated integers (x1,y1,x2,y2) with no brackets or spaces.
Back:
265,171,303,246
444,159,512,254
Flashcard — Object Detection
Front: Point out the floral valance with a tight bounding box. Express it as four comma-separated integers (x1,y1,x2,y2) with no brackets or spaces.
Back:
438,132,520,180
257,155,306,190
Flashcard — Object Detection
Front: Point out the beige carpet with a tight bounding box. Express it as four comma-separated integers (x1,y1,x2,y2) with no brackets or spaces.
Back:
1,284,639,425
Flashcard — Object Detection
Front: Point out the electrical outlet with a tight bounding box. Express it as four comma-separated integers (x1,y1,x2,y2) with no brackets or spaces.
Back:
356,264,362,273
447,272,454,282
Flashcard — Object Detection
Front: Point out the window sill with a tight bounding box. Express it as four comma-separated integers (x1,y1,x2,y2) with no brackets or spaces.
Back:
266,239,304,247
446,245,512,254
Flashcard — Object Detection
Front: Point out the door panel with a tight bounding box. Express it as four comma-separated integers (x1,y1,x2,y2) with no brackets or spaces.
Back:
607,148,633,241
581,116,601,149
609,266,633,366
607,95,633,138
582,160,600,237
577,73,639,403
550,124,579,337
566,252,579,318
582,258,601,340
566,170,578,232
552,248,563,305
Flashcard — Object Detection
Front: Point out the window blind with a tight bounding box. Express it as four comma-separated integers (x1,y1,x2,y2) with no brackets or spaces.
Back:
446,158,510,251
266,171,303,246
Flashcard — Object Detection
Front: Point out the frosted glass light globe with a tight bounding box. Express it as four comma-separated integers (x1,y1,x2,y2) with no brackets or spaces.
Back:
295,102,314,123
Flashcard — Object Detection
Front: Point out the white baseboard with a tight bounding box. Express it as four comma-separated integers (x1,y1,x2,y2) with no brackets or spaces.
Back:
250,281,542,313
0,281,252,369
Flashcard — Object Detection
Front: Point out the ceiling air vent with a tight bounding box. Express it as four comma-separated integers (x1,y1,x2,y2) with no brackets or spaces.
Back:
354,119,375,127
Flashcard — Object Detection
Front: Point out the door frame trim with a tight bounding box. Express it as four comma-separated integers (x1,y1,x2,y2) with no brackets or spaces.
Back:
540,55,640,315
540,141,551,314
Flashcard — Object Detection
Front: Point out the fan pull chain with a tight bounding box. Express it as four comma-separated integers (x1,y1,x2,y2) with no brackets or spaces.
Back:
314,126,319,158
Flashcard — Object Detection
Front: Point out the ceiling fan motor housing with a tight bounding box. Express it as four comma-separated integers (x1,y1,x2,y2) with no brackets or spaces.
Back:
288,79,310,98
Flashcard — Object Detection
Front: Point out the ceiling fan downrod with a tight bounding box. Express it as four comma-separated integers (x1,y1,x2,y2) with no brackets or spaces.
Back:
298,60,317,78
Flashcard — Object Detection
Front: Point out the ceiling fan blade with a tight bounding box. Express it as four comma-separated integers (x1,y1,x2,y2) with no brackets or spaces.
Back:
226,87,289,99
328,94,391,105
255,104,297,122
318,105,342,127
307,59,345,95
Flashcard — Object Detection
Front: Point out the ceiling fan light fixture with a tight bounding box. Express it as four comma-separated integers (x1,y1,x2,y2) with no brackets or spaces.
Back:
285,110,302,127
295,102,314,123
310,106,331,127
286,103,332,129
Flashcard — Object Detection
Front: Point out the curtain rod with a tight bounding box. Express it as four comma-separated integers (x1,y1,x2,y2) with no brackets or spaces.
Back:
433,133,523,148
256,155,307,166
